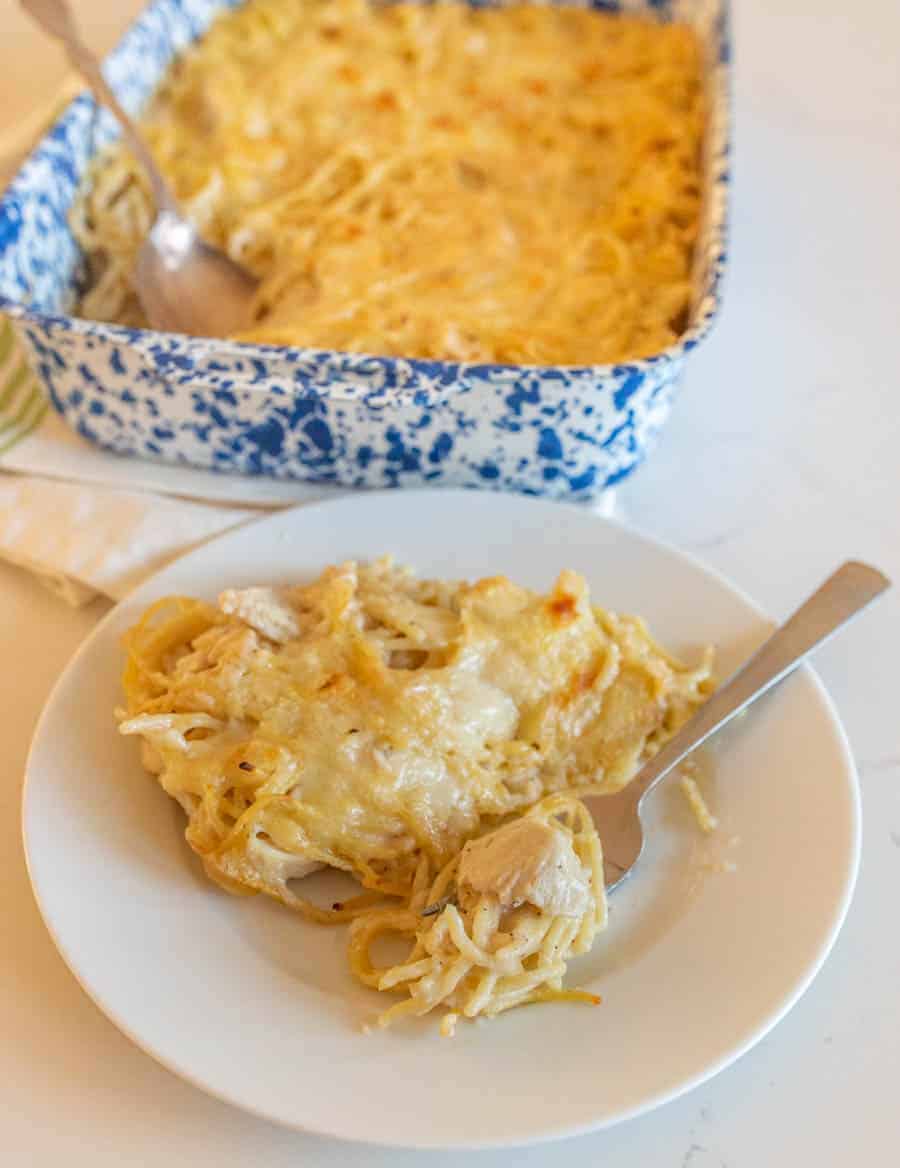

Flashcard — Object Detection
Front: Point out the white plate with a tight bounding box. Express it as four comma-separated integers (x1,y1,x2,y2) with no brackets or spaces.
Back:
23,491,860,1149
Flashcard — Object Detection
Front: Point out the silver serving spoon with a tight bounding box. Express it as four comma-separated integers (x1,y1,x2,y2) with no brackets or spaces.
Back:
422,560,889,914
595,559,889,891
21,0,258,336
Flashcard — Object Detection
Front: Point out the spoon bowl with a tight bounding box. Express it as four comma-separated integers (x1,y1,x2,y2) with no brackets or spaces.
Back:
21,0,259,337
135,211,259,337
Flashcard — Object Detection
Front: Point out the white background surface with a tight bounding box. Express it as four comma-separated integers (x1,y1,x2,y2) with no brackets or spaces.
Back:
2,0,899,1163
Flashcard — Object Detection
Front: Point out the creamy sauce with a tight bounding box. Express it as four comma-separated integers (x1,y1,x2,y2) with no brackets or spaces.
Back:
245,832,323,887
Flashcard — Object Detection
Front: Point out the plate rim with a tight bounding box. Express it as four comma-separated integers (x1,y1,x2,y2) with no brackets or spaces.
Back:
20,489,862,1149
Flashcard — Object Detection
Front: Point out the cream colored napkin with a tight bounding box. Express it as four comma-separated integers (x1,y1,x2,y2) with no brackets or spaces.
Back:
0,469,616,607
0,475,267,604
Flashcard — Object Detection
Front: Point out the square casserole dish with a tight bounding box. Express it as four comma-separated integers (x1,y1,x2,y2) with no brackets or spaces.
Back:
0,0,729,500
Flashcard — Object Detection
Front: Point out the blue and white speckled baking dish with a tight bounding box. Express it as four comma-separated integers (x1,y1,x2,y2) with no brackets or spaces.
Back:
0,0,729,499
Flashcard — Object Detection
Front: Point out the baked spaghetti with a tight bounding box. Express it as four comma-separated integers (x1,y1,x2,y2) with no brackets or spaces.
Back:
117,558,713,1030
74,0,706,364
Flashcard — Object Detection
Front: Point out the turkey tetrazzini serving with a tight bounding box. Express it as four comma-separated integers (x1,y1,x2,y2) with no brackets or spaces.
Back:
118,559,713,1031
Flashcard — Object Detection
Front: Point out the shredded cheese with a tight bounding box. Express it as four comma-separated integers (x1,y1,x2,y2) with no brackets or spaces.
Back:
680,772,718,834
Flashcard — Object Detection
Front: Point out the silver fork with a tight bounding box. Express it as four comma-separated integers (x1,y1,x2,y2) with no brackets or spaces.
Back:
421,560,889,914
596,560,889,891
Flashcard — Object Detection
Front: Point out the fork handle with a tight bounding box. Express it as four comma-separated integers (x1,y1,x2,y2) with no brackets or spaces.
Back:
630,561,890,807
19,0,175,211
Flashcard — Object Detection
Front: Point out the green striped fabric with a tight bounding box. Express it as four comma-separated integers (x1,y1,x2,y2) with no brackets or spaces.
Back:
0,315,47,456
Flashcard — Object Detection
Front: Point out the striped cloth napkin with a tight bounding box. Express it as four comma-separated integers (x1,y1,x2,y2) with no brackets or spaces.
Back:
0,316,46,454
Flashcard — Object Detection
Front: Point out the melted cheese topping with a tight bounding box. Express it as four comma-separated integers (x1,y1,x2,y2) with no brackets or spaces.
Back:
72,0,705,364
118,558,713,914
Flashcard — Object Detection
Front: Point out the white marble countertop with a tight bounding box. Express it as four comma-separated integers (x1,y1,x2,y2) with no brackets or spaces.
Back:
2,0,899,1163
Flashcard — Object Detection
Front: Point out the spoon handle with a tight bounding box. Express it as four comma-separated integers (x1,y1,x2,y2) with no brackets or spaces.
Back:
631,561,890,807
19,0,176,211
